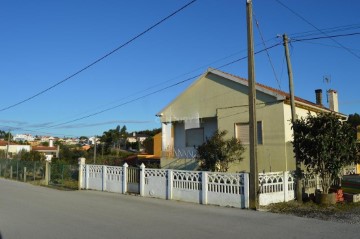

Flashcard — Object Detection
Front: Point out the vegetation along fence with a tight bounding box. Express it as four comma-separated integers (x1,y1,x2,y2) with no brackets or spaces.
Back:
49,162,79,189
0,159,46,183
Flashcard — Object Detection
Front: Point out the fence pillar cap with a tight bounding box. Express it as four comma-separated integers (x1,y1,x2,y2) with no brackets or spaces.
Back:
78,157,86,165
123,163,128,167
140,163,145,169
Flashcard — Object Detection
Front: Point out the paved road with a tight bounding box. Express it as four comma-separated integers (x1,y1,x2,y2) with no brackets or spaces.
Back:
0,178,358,239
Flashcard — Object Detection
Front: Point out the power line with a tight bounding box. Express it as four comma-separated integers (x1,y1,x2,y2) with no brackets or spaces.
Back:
253,12,281,89
288,23,360,39
36,42,282,130
291,32,360,43
0,0,198,113
275,0,360,60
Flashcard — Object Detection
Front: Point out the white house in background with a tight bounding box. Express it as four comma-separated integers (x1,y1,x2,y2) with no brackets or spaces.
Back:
126,133,148,143
156,68,347,172
88,137,99,145
0,140,31,158
13,134,35,142
32,137,59,161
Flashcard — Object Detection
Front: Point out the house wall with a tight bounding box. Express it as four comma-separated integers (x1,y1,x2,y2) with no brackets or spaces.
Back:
283,104,320,172
160,72,275,122
153,133,162,158
217,100,288,173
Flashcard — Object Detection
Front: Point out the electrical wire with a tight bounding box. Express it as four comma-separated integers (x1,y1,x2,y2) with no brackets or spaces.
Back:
275,0,360,60
290,32,360,43
36,42,282,130
0,0,198,113
253,12,281,89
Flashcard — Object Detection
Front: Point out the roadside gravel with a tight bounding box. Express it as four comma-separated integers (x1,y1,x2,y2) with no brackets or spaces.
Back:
266,201,360,224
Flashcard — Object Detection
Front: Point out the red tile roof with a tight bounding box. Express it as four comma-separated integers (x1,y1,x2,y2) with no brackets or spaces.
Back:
0,141,19,146
32,146,57,151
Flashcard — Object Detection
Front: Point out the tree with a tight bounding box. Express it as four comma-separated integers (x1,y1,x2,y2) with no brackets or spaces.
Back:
292,113,359,194
347,113,360,129
18,150,45,161
196,130,245,172
0,131,12,141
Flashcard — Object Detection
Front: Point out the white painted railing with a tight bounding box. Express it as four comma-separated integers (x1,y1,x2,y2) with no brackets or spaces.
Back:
81,162,358,207
258,171,295,206
79,162,249,208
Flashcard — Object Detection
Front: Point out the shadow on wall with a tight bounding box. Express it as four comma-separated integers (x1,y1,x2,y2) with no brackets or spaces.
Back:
161,158,199,170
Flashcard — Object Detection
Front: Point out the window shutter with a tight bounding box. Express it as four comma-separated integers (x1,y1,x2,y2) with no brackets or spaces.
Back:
236,123,249,144
236,122,263,145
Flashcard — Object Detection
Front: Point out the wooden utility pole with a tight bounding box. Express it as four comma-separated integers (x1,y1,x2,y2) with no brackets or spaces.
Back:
246,0,259,210
93,135,97,164
5,131,11,159
283,34,302,201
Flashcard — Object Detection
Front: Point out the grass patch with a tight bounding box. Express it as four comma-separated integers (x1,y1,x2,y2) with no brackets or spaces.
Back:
342,187,360,194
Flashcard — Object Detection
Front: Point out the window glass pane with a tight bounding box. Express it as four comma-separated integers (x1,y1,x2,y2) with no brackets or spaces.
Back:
257,121,263,145
186,128,204,147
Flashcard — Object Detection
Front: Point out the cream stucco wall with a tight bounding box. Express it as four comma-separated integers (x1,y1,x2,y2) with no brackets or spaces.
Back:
217,100,289,173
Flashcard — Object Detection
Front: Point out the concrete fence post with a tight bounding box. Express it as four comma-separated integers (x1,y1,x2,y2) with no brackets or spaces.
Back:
243,173,250,208
85,165,89,189
139,163,145,197
44,161,50,185
33,162,36,181
201,172,208,205
78,157,86,190
167,169,173,200
102,165,107,191
24,167,27,182
284,171,289,202
123,163,128,194
316,174,320,190
16,161,19,180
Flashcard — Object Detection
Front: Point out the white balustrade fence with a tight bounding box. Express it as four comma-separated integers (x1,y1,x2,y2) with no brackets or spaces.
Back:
258,171,295,205
81,162,336,207
79,162,249,208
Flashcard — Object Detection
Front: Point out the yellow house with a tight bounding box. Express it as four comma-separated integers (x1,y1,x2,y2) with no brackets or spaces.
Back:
157,68,347,172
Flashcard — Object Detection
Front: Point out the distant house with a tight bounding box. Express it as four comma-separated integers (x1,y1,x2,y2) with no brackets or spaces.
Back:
156,68,346,172
13,134,35,142
32,138,59,161
126,133,148,144
0,140,31,158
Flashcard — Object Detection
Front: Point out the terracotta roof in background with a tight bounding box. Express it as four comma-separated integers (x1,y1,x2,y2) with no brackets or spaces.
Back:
0,141,19,146
32,146,57,151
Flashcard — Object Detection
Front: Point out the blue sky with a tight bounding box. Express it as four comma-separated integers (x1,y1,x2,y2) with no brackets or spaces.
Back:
0,0,359,138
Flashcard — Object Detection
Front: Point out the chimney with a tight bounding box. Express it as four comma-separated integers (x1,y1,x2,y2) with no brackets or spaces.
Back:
327,89,339,112
49,137,54,147
315,89,323,105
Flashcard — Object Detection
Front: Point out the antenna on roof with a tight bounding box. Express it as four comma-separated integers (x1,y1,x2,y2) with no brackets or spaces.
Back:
323,75,331,84
323,75,331,103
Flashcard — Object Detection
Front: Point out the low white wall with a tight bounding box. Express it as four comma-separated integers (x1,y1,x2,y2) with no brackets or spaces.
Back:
79,163,249,209
258,171,295,206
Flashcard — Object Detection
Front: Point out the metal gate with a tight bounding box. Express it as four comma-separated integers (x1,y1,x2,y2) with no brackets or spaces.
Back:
127,167,140,194
49,162,78,190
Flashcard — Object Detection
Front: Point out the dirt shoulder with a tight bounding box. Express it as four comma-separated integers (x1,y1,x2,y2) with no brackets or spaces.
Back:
266,201,360,224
